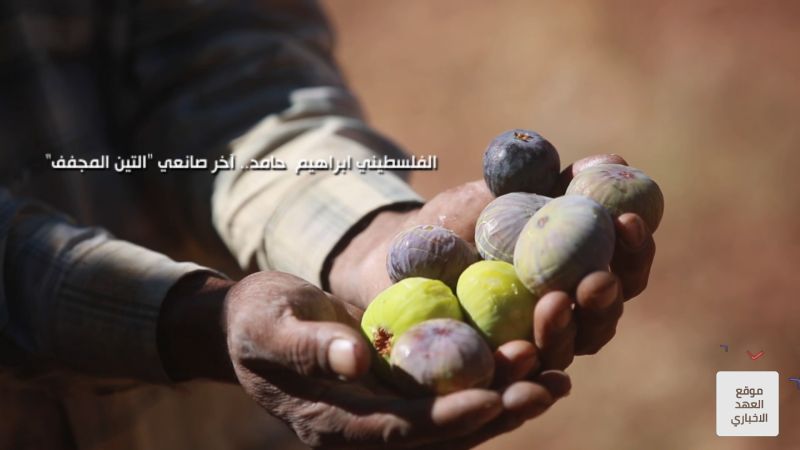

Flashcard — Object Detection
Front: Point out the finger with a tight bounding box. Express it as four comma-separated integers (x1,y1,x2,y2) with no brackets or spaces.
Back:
492,340,540,388
533,292,576,370
242,319,372,381
320,386,504,449
611,213,656,300
534,370,572,399
501,381,556,417
418,380,564,450
552,153,629,195
573,271,624,355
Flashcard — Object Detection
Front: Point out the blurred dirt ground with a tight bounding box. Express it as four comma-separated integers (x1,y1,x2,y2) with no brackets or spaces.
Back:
319,1,800,449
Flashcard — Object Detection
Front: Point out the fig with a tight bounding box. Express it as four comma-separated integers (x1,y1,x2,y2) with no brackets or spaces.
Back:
570,154,629,175
389,318,495,395
482,129,560,196
514,195,615,297
474,193,551,263
456,260,537,348
360,278,463,361
553,154,629,195
565,163,664,232
387,224,479,290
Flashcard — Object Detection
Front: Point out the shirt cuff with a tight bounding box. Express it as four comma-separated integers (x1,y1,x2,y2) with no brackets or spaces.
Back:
56,237,221,382
5,210,224,383
264,171,422,286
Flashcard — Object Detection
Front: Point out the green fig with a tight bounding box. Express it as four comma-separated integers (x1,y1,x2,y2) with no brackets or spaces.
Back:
360,278,463,361
514,195,615,297
457,260,538,348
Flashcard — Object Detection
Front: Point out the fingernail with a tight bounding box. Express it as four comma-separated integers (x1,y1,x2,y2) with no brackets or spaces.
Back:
556,307,571,329
538,371,572,398
623,216,647,250
328,339,357,379
502,387,531,412
596,277,619,309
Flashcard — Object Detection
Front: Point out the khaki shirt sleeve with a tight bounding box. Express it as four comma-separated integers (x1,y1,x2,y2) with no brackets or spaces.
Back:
128,2,425,287
212,87,423,286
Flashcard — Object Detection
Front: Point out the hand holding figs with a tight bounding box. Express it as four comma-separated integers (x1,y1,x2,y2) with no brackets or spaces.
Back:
362,128,662,397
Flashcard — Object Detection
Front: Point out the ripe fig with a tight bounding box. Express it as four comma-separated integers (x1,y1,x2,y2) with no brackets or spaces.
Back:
565,163,664,232
553,154,629,195
387,224,479,290
570,154,629,175
474,192,551,263
514,195,615,297
360,278,463,361
456,260,537,348
482,129,560,196
390,318,495,395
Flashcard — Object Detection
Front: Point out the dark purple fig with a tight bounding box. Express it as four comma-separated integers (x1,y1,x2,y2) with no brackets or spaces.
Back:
389,318,495,395
474,192,551,263
514,195,615,297
482,129,561,196
387,225,479,290
565,163,664,232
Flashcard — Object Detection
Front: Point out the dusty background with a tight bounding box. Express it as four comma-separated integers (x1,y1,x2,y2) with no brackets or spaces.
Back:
5,2,796,450
318,1,800,449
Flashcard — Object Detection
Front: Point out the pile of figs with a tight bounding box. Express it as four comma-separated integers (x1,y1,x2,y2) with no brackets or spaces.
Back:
360,129,663,396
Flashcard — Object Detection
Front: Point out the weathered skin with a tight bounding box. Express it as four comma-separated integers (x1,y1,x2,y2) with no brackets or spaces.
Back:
456,261,538,349
482,129,560,196
474,193,551,263
389,319,495,395
514,195,615,297
566,163,664,232
387,224,479,290
360,278,463,363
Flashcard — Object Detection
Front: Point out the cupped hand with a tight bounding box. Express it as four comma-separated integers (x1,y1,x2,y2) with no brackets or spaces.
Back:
540,154,657,369
328,153,656,373
226,271,569,449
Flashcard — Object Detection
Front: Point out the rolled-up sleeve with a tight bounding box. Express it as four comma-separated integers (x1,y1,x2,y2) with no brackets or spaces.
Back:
0,189,216,381
213,89,424,285
130,1,424,287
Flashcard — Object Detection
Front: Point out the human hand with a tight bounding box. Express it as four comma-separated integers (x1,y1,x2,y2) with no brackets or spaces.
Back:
160,271,570,449
327,154,656,372
227,272,571,448
539,154,656,369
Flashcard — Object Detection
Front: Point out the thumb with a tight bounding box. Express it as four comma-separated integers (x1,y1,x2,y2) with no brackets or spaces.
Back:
273,319,372,380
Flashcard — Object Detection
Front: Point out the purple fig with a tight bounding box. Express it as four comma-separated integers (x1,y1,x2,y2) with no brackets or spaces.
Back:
553,154,629,195
514,195,615,297
387,225,479,290
475,192,551,263
389,318,495,395
565,163,664,232
482,129,561,196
